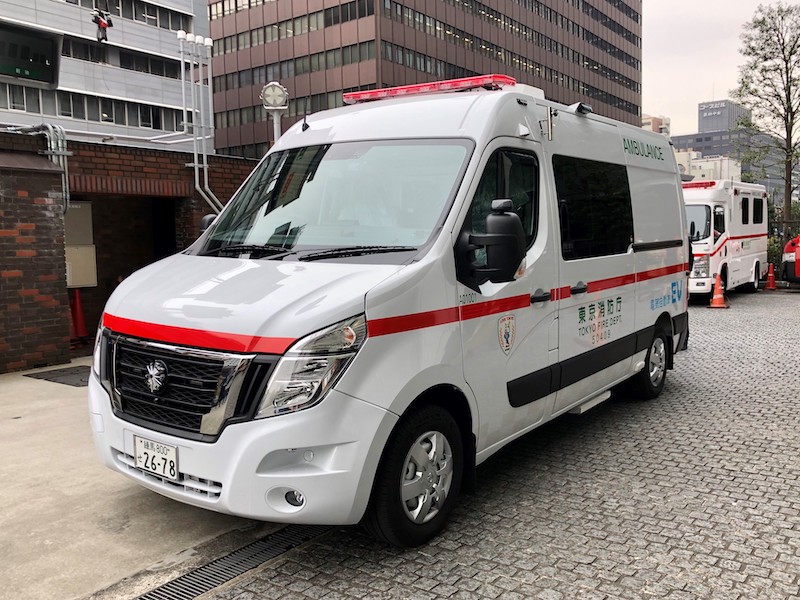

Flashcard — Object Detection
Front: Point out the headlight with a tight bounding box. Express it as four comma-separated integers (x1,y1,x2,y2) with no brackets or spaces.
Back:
692,255,709,278
255,314,367,419
91,326,105,377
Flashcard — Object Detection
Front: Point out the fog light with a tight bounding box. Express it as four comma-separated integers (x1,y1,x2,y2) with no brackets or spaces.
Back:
285,490,305,507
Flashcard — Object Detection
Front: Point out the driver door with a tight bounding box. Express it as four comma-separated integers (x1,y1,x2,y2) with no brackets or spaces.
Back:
457,140,559,455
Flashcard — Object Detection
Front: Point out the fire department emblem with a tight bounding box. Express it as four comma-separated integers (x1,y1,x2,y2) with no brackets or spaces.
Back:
498,315,516,355
145,360,168,393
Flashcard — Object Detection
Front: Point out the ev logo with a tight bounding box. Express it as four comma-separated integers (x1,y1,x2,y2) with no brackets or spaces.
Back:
671,280,683,303
651,281,684,311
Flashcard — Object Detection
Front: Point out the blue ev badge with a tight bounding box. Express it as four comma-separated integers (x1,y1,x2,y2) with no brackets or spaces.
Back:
145,359,168,394
498,315,516,355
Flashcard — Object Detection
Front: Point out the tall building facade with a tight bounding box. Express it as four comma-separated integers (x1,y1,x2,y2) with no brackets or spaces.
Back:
209,0,643,158
1,0,208,151
697,99,749,133
672,99,784,199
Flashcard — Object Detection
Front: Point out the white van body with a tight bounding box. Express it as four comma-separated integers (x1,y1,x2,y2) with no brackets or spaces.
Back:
89,76,689,547
683,180,768,294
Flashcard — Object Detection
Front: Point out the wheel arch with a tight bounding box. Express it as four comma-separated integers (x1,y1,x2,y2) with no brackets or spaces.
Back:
365,384,477,517
654,312,675,369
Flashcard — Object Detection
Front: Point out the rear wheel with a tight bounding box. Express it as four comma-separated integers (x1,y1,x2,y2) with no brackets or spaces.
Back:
629,329,669,400
364,405,463,547
744,262,760,293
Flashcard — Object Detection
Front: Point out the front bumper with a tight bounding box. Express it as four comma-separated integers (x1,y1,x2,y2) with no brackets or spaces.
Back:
88,375,397,524
689,276,713,294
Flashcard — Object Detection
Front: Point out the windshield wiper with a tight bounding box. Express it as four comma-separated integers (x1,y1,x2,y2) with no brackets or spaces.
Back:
297,246,418,262
200,243,295,258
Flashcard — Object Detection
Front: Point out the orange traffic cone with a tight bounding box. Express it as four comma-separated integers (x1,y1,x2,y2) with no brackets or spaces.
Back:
765,263,777,291
708,273,729,308
71,288,88,339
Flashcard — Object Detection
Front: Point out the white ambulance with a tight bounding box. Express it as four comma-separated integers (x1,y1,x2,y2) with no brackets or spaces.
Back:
89,75,689,547
683,180,769,295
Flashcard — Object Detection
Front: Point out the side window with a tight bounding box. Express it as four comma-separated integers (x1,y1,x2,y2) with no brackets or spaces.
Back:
469,148,539,244
741,197,750,224
553,155,633,260
713,206,726,241
753,198,764,224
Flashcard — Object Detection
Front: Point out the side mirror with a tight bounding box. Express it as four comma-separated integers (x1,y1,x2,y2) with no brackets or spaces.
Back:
199,213,216,236
689,222,696,239
471,199,526,283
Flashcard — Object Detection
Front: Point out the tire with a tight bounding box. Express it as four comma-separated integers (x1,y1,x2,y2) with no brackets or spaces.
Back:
364,404,463,548
629,329,669,400
744,262,760,293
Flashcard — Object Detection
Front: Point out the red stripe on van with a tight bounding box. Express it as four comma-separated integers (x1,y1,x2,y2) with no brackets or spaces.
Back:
587,274,637,293
730,233,768,241
459,294,530,320
637,263,689,282
367,307,460,336
102,313,296,354
550,285,572,301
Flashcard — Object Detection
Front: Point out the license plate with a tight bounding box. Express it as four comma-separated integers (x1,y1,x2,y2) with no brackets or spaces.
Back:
134,436,179,481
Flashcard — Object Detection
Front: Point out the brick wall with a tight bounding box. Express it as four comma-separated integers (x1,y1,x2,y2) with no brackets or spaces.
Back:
0,131,257,374
0,141,72,373
66,144,257,333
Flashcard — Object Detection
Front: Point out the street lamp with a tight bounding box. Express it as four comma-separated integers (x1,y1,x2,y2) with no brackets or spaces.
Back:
260,81,289,143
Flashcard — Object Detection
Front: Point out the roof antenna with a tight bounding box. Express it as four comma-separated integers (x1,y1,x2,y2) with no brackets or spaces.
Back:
301,96,310,131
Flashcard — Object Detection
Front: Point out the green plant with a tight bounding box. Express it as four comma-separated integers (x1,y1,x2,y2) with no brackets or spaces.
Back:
768,236,784,277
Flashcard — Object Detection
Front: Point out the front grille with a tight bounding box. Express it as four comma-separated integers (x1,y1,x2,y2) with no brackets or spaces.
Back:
110,336,258,438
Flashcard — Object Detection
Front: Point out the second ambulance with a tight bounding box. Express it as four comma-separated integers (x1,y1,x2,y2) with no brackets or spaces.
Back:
684,179,768,295
89,75,690,547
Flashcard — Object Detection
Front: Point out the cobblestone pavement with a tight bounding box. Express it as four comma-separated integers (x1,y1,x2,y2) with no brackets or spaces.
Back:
204,291,800,600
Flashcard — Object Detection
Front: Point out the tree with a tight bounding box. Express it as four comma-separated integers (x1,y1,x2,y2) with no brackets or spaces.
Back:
733,2,800,241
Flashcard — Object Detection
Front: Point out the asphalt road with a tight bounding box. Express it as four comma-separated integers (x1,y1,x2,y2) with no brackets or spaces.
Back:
4,289,799,600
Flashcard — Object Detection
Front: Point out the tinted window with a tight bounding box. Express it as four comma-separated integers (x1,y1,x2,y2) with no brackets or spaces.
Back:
470,149,538,247
713,206,725,241
553,155,633,260
753,198,764,224
741,197,749,224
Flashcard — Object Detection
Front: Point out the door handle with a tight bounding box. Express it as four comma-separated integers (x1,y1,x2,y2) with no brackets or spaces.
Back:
570,282,588,295
531,289,551,304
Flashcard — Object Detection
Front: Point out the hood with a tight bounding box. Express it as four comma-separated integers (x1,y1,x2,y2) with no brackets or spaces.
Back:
103,253,403,354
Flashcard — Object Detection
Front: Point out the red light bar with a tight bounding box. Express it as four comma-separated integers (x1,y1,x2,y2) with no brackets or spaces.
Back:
342,74,517,104
682,181,717,189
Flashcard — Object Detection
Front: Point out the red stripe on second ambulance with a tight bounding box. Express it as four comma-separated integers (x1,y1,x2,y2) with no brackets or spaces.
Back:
694,233,768,258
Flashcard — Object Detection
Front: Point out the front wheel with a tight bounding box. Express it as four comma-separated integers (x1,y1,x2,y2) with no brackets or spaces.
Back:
364,405,463,547
629,329,669,400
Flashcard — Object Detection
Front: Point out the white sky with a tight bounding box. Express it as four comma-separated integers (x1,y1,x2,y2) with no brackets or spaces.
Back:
641,1,759,135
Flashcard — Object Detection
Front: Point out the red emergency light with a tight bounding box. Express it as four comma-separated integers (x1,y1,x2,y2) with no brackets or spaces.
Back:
682,181,717,189
342,74,517,104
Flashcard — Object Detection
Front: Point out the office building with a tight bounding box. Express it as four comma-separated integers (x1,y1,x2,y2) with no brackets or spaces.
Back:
1,0,209,151
209,0,644,158
672,99,784,200
697,99,749,134
642,114,670,136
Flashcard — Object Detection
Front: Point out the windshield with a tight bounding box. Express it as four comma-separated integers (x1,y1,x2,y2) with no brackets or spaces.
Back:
199,139,472,260
685,205,711,241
